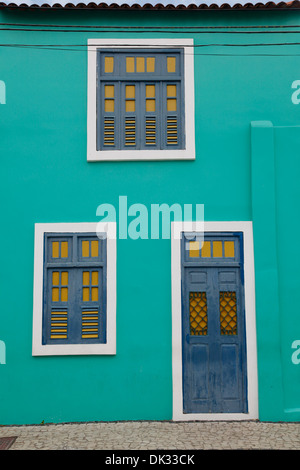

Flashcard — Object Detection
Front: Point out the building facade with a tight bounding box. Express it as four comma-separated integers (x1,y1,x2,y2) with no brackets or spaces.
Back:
0,0,300,424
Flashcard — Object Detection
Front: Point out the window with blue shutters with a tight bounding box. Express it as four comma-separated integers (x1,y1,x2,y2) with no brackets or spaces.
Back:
43,233,107,345
97,49,184,151
32,223,116,356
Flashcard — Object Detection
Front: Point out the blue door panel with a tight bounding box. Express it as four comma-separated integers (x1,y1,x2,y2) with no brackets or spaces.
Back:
221,344,239,399
191,344,209,400
181,233,248,414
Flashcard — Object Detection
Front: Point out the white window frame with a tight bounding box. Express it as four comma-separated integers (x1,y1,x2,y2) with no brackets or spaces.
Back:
171,221,258,421
87,38,195,162
32,222,116,356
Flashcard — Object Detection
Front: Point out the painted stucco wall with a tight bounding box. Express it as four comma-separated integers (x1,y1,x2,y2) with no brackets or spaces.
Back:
0,8,300,424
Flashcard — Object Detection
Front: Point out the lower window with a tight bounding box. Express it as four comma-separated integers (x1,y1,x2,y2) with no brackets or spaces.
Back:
32,223,116,356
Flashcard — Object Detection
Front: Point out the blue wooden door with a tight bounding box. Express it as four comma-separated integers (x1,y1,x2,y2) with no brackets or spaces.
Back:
181,233,248,414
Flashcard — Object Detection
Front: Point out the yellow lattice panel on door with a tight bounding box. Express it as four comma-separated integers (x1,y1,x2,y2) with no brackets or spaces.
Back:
189,292,208,336
220,291,237,335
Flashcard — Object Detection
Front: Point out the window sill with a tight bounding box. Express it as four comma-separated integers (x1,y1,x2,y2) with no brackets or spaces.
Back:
87,148,195,162
32,343,115,356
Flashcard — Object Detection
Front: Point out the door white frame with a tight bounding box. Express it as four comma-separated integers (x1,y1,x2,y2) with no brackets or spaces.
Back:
171,221,258,421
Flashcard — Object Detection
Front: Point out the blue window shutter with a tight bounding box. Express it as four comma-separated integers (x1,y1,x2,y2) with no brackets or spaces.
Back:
142,82,160,150
122,82,138,149
99,81,119,151
42,233,107,345
162,81,182,150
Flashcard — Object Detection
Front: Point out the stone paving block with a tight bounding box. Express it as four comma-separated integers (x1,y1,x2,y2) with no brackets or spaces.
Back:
0,421,299,450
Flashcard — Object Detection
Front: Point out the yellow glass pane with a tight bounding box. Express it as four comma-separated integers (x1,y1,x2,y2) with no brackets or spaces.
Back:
82,241,89,257
126,57,135,73
52,288,59,302
189,241,200,258
83,271,90,286
213,241,223,258
91,240,99,258
61,272,68,286
136,57,145,73
92,287,99,302
104,56,114,73
126,100,135,112
147,57,155,73
105,85,114,98
201,241,211,258
52,241,59,258
105,100,114,113
126,85,135,99
146,85,155,98
167,57,176,73
52,272,59,286
220,291,237,335
61,242,68,258
224,241,235,258
167,85,177,97
189,292,208,335
61,287,68,302
91,271,99,285
83,287,90,302
167,99,177,112
146,100,155,112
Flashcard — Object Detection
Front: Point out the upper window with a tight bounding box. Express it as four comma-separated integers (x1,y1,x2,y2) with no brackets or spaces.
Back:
87,39,195,161
32,223,116,356
98,49,184,151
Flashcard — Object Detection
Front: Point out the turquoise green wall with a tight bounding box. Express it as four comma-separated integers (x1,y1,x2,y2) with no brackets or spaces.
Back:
0,8,300,424
251,122,300,422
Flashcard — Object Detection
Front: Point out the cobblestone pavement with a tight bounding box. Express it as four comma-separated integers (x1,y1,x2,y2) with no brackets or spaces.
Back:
0,420,299,450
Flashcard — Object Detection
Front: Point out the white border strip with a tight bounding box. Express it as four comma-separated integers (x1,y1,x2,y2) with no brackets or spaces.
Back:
171,221,258,421
87,38,195,161
32,222,117,356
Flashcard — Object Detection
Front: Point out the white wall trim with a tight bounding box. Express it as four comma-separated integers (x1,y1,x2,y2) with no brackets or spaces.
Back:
171,221,258,421
32,222,117,356
87,38,195,162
